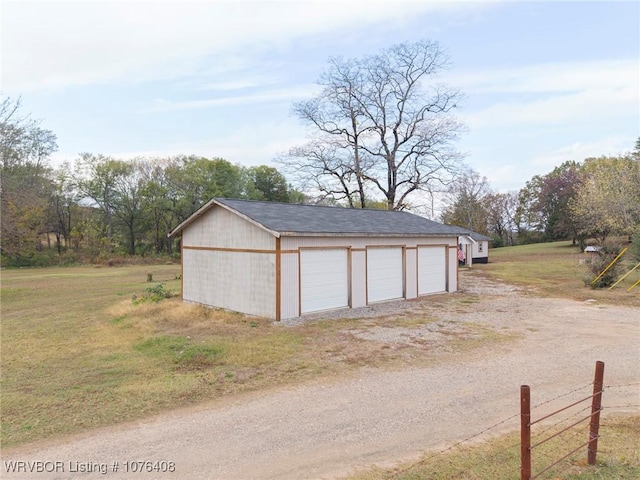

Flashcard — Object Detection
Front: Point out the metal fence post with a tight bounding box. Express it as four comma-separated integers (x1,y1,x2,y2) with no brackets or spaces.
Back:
588,361,605,465
521,385,531,480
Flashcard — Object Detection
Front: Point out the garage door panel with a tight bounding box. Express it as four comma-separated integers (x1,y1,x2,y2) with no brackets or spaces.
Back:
367,247,403,303
418,246,446,295
301,249,349,314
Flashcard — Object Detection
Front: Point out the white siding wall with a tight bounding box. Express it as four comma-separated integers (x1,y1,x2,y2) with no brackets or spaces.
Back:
281,236,453,249
280,251,299,320
182,205,276,318
351,250,367,308
472,241,489,259
405,248,418,299
182,248,275,318
448,246,458,292
183,206,274,250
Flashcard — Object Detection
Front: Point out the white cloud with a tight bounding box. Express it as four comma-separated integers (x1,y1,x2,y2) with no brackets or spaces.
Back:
457,59,639,129
1,0,478,92
463,86,637,129
447,59,638,95
146,84,318,111
530,137,634,170
50,113,307,167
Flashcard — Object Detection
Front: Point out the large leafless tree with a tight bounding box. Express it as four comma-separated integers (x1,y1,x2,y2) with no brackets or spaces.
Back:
280,40,465,210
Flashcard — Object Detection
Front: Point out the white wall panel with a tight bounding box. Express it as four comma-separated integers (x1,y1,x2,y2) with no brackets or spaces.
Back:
183,206,274,250
405,248,418,299
283,236,455,250
351,250,367,309
448,246,458,292
280,252,300,319
182,248,275,318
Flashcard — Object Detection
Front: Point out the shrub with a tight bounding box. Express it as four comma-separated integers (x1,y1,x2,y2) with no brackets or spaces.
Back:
583,244,625,288
631,226,640,262
132,282,174,304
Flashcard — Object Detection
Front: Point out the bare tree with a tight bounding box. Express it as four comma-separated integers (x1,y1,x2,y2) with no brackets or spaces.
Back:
440,169,491,234
280,40,465,210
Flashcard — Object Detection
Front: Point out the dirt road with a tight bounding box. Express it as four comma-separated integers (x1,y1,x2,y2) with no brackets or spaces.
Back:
3,275,639,479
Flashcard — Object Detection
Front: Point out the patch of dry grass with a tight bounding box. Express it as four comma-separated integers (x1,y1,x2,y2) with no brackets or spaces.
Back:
347,414,640,480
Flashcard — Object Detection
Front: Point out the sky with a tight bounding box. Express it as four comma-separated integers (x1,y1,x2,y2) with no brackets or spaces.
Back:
1,0,639,195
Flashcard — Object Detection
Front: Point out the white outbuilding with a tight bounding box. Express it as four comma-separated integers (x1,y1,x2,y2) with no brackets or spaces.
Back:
457,229,492,266
169,198,471,320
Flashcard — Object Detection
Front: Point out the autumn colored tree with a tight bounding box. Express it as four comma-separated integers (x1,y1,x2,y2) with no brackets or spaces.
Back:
0,96,58,263
484,191,519,247
569,155,640,245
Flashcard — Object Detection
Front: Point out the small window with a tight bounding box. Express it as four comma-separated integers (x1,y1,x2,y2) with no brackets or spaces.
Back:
478,242,483,252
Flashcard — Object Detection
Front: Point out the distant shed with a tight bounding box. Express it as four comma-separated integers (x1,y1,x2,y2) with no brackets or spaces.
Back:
169,198,471,320
457,229,492,266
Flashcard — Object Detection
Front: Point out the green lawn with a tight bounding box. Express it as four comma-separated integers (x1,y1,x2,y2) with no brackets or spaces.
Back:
476,241,640,307
0,265,331,446
1,264,502,447
1,245,637,480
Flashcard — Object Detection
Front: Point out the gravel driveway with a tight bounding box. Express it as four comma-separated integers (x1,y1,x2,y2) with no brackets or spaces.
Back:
3,272,639,479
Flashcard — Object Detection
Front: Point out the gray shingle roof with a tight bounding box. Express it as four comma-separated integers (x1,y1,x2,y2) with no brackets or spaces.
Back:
455,227,492,242
171,198,468,237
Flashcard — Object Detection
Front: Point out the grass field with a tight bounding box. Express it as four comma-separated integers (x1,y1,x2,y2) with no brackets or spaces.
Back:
475,241,640,307
1,264,499,447
1,242,638,480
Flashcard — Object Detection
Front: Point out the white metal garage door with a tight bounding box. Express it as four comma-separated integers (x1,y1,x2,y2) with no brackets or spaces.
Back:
418,246,447,295
300,248,349,314
367,247,403,303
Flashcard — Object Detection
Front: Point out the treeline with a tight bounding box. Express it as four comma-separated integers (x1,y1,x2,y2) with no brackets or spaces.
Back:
2,94,639,267
0,98,303,266
440,143,640,250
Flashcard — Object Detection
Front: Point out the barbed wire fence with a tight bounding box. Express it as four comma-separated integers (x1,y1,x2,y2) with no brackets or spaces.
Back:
383,364,639,480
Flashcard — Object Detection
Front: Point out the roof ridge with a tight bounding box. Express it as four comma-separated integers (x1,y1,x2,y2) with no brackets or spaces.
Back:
216,197,416,214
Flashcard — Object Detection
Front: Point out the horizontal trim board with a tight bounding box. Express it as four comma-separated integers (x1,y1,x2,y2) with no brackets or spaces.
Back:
183,245,276,254
183,246,355,255
299,246,351,251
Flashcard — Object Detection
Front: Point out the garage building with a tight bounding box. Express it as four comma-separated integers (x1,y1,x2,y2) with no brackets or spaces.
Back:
169,198,470,320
